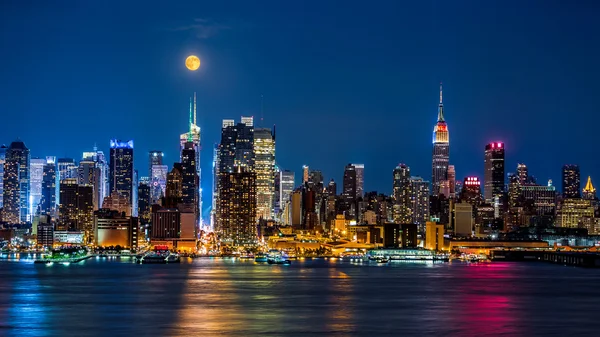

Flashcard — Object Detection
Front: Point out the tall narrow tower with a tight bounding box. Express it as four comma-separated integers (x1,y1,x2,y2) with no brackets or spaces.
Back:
432,84,450,195
180,93,202,224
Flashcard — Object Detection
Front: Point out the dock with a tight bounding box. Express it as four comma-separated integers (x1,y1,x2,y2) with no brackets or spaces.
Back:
491,250,600,268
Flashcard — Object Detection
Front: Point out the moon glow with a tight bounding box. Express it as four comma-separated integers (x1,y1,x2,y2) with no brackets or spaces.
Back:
185,55,200,71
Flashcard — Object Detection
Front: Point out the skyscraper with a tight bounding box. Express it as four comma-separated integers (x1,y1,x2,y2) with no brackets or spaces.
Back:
57,158,77,182
392,164,412,224
109,140,134,214
0,145,6,208
138,181,151,225
460,176,482,206
2,140,30,224
517,163,528,185
447,165,456,197
254,127,276,220
432,84,450,195
58,179,94,237
302,165,309,184
179,94,202,224
40,156,57,216
216,117,256,239
78,160,102,210
83,148,110,207
181,142,199,215
218,166,257,246
327,179,337,196
562,165,580,198
279,170,295,209
150,164,168,204
148,151,164,177
352,164,365,199
30,157,45,216
484,142,505,201
342,164,357,216
410,176,430,227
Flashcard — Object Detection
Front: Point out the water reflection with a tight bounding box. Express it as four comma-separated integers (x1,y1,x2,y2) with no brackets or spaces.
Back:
1,259,600,336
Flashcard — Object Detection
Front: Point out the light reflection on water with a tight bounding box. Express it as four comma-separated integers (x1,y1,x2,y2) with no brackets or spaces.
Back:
1,258,600,336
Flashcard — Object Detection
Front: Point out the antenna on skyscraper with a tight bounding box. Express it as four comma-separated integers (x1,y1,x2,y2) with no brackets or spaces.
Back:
188,96,193,142
193,92,197,126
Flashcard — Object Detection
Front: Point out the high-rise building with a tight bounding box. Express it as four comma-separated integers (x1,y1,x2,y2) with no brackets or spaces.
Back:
216,117,255,235
522,184,557,215
2,140,30,224
279,170,295,215
254,127,276,220
302,165,309,184
164,164,183,207
40,157,57,216
352,164,365,199
392,164,411,224
556,198,594,229
583,176,596,200
0,144,6,208
460,176,482,206
454,202,473,237
29,158,45,216
410,176,430,227
138,181,151,225
308,170,324,192
447,165,456,197
77,160,102,210
181,142,199,217
58,179,94,238
342,164,357,217
517,163,528,186
109,140,134,214
179,94,202,224
57,158,77,182
211,143,219,229
148,151,165,204
432,84,449,196
150,164,168,204
327,179,337,196
562,165,581,198
218,166,257,246
484,142,505,201
82,148,110,207
148,151,164,177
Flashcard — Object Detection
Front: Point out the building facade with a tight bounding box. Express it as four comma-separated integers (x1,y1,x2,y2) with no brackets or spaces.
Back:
2,140,30,224
392,164,412,224
109,140,134,213
218,166,257,246
432,84,449,196
254,127,276,220
562,164,580,198
410,176,430,227
484,142,505,201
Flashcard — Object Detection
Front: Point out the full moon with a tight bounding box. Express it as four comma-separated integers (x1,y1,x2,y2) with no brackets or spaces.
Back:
185,55,200,71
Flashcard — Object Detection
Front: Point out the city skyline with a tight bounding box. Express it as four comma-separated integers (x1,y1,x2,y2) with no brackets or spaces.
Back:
1,1,599,199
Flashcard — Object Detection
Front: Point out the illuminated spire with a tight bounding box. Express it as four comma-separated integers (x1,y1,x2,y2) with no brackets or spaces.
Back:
437,82,445,122
188,97,193,142
584,176,595,193
193,92,197,126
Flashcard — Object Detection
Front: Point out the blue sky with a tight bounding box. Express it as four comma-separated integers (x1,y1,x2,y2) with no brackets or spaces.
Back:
1,1,599,214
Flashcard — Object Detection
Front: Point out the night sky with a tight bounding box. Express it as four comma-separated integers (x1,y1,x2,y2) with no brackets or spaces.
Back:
1,1,599,213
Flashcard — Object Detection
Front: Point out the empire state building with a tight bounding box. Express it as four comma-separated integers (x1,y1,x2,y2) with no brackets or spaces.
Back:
432,84,449,195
